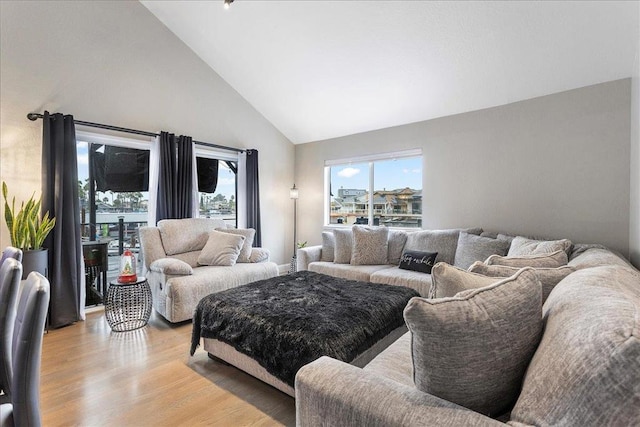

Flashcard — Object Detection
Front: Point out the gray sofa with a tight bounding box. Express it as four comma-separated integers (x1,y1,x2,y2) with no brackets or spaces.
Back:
297,227,486,296
295,245,640,426
139,218,278,323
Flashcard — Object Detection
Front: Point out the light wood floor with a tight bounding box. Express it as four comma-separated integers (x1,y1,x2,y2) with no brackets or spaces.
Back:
40,309,295,426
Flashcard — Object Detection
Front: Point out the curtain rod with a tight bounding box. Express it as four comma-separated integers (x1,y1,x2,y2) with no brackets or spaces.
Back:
26,112,245,153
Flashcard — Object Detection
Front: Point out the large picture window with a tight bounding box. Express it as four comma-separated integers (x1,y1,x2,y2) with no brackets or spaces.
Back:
325,149,422,228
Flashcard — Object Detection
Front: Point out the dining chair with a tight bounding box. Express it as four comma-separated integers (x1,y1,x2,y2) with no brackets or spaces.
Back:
0,257,22,404
0,272,50,427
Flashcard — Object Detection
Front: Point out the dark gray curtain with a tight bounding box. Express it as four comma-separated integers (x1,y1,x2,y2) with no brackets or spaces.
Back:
176,135,193,218
156,132,194,222
245,149,261,247
41,111,83,328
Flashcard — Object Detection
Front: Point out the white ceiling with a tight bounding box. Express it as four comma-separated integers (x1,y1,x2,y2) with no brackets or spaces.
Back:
141,1,639,144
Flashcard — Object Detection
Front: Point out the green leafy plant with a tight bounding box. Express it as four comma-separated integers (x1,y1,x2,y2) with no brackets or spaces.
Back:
2,181,56,250
297,241,307,249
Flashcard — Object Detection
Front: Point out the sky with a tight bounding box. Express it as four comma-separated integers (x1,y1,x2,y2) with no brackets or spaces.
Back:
330,157,422,195
76,141,237,205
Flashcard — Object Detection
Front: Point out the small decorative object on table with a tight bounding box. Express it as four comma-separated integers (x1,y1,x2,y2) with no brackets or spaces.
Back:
117,249,137,283
105,276,152,332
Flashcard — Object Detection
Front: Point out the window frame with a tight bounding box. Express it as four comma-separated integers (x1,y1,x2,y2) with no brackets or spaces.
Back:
194,146,239,228
324,149,423,229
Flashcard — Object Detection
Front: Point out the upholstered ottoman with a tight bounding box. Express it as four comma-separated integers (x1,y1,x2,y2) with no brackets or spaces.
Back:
190,270,418,396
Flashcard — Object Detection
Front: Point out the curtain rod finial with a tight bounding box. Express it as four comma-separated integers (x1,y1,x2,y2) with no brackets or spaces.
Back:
27,113,40,121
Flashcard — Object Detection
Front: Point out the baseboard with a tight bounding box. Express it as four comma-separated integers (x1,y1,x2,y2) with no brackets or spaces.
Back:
277,264,290,275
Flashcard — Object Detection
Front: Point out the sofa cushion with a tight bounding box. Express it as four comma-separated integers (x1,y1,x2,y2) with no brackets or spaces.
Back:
333,229,353,264
404,268,543,417
351,226,389,265
197,230,245,266
399,250,437,274
404,228,481,265
320,231,335,262
508,236,572,257
387,230,408,265
468,262,576,304
509,265,640,426
308,262,392,282
149,258,193,275
568,246,632,270
370,267,432,297
216,228,255,263
486,250,568,268
158,218,227,255
454,232,511,270
429,262,497,299
363,332,414,387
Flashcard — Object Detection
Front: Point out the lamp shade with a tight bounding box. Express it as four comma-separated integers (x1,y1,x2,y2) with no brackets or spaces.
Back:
290,184,299,199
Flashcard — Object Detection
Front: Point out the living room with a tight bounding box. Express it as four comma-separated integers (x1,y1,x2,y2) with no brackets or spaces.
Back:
1,1,639,426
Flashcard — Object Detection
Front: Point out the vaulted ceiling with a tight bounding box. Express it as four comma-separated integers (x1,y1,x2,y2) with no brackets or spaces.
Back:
141,1,639,144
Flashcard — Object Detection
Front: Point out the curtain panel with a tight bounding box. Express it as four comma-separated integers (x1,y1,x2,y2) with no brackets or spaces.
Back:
154,132,195,222
245,149,262,247
41,111,84,328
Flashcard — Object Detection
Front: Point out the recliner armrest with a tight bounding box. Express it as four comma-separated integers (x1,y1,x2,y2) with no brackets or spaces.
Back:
295,356,503,427
297,246,322,271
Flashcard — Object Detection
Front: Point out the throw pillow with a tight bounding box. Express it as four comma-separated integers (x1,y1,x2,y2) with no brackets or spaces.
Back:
468,262,576,303
429,262,498,299
486,250,568,268
508,236,572,257
149,258,193,275
387,230,408,265
248,248,270,263
216,228,255,263
197,230,245,266
404,267,543,416
453,232,511,270
351,226,389,265
320,231,335,262
405,228,480,265
399,250,438,274
333,228,353,264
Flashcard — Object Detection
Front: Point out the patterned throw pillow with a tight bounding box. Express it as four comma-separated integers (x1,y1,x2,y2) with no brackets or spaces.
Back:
197,230,245,266
399,250,438,274
468,262,576,303
429,262,498,299
216,228,255,262
453,232,511,270
351,226,389,265
320,231,335,262
508,236,572,257
333,228,353,264
486,250,568,268
404,267,543,417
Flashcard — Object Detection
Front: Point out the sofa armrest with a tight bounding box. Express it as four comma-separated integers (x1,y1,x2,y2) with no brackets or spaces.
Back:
249,247,270,263
297,246,322,271
295,356,503,427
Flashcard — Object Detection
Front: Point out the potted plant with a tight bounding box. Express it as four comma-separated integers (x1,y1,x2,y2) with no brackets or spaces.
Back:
2,181,56,279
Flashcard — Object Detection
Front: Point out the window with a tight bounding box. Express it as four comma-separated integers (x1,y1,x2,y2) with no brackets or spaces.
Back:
195,148,238,228
325,149,422,228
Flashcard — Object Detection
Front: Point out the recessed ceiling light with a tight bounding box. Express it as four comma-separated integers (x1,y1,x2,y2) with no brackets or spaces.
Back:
224,0,234,10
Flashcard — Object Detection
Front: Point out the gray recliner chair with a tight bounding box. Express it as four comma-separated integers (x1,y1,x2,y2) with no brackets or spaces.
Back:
0,257,22,404
0,272,50,427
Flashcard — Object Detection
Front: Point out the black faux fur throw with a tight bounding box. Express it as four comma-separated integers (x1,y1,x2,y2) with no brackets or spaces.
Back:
190,270,419,387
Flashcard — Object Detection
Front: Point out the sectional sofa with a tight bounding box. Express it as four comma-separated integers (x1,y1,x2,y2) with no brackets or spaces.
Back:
295,226,640,426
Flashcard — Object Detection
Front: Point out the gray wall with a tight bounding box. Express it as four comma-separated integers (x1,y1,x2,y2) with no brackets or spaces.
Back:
296,79,632,257
0,1,295,264
630,36,640,268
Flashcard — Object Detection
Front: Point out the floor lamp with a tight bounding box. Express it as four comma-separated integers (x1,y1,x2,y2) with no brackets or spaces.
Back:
289,184,299,273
